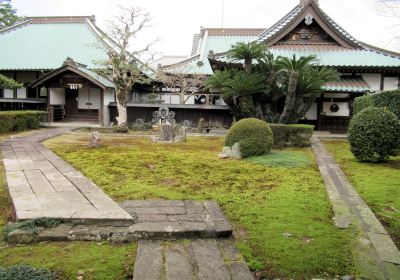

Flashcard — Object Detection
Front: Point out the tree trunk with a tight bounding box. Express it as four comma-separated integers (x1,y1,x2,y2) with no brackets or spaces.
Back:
244,58,252,73
279,72,299,124
115,88,128,127
180,93,185,104
290,96,316,123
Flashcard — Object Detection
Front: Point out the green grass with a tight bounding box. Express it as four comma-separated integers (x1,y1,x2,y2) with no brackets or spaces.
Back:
0,131,137,279
42,134,354,278
247,150,312,167
324,140,400,248
0,242,136,280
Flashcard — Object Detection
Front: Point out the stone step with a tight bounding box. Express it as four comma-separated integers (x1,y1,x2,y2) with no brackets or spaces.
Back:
121,200,233,239
132,239,253,280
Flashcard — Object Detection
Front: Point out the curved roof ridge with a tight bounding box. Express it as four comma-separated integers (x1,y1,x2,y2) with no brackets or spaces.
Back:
0,19,32,35
257,3,305,42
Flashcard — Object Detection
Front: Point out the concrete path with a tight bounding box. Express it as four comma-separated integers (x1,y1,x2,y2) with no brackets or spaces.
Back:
133,239,253,280
0,128,132,222
311,137,400,280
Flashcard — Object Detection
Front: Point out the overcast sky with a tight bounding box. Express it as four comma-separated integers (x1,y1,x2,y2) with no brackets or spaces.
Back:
13,0,400,57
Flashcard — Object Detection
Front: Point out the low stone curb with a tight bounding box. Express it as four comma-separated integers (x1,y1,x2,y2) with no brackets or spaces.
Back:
311,137,400,280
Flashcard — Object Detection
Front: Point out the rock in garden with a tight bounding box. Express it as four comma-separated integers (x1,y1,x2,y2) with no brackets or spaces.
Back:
282,232,293,238
218,143,242,159
7,229,36,244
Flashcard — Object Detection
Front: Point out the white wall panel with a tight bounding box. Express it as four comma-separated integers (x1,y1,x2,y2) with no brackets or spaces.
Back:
384,77,399,90
3,89,13,98
304,103,318,120
323,102,350,117
362,73,381,91
17,88,26,99
49,88,65,105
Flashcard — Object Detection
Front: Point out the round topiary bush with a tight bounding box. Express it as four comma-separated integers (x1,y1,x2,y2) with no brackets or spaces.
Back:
348,107,400,162
225,118,273,158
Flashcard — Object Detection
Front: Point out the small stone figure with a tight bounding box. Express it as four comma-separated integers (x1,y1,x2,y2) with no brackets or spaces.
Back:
90,131,101,148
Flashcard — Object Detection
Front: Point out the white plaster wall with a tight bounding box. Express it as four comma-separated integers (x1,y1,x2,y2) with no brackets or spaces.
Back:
104,89,115,105
49,88,65,105
16,72,37,83
78,87,100,109
17,88,26,99
384,77,399,90
185,96,195,104
3,89,13,98
161,94,180,104
304,103,318,120
362,73,381,91
323,102,350,117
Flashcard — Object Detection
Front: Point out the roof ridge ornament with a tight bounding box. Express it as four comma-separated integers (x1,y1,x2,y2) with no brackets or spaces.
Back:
300,0,319,5
305,14,314,25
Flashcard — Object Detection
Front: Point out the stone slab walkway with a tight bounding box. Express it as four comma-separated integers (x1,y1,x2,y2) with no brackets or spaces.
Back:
311,137,400,280
133,239,253,280
0,128,133,222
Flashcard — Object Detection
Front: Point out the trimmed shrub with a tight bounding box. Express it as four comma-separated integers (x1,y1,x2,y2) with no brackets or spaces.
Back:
353,90,400,118
371,90,400,119
225,118,273,158
0,111,47,134
353,95,373,115
0,265,56,280
269,124,314,147
348,107,400,162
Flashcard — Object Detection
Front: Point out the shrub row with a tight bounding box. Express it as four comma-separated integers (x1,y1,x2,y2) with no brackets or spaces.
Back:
353,90,400,118
0,111,47,134
269,124,314,147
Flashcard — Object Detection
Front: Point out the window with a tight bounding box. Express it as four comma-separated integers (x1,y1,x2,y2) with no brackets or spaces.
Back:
27,87,37,99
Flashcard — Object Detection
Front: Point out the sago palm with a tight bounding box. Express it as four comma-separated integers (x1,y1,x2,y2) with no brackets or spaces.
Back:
229,42,267,73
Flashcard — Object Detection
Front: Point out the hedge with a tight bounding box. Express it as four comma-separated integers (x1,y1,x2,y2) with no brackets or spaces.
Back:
225,118,273,158
353,90,400,118
269,124,314,147
0,111,47,134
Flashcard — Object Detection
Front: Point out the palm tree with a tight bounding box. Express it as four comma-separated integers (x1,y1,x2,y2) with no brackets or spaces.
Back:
277,55,338,123
229,42,267,73
206,70,266,119
276,55,317,124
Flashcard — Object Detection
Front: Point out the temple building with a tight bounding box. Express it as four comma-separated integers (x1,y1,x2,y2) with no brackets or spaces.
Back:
0,0,399,131
162,0,400,131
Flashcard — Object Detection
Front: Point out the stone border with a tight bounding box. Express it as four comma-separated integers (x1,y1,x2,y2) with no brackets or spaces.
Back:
311,137,400,279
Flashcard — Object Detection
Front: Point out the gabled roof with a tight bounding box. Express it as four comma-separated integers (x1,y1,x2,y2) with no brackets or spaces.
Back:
0,16,156,78
208,0,400,71
257,0,362,49
163,28,264,75
30,60,114,89
0,16,109,71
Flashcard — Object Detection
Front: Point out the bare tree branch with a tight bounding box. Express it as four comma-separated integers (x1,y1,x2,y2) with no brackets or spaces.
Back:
157,67,207,104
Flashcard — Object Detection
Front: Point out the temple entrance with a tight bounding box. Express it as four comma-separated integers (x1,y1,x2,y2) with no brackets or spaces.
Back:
65,88,78,116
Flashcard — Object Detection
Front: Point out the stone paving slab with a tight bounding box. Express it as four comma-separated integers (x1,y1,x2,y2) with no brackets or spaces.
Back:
133,239,253,280
312,137,400,279
0,128,133,222
121,200,232,239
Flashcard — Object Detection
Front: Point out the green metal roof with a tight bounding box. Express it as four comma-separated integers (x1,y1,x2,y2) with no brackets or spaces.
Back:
77,66,114,88
164,33,259,75
211,45,400,68
0,19,108,70
322,77,371,92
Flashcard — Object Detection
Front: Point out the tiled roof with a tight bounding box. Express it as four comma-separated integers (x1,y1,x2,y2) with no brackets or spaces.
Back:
323,77,371,92
163,29,263,75
77,66,114,88
210,44,400,68
0,17,109,70
257,0,361,47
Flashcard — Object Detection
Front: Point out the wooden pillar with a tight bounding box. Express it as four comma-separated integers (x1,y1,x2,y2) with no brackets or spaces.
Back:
99,88,104,126
316,93,323,131
380,74,384,91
